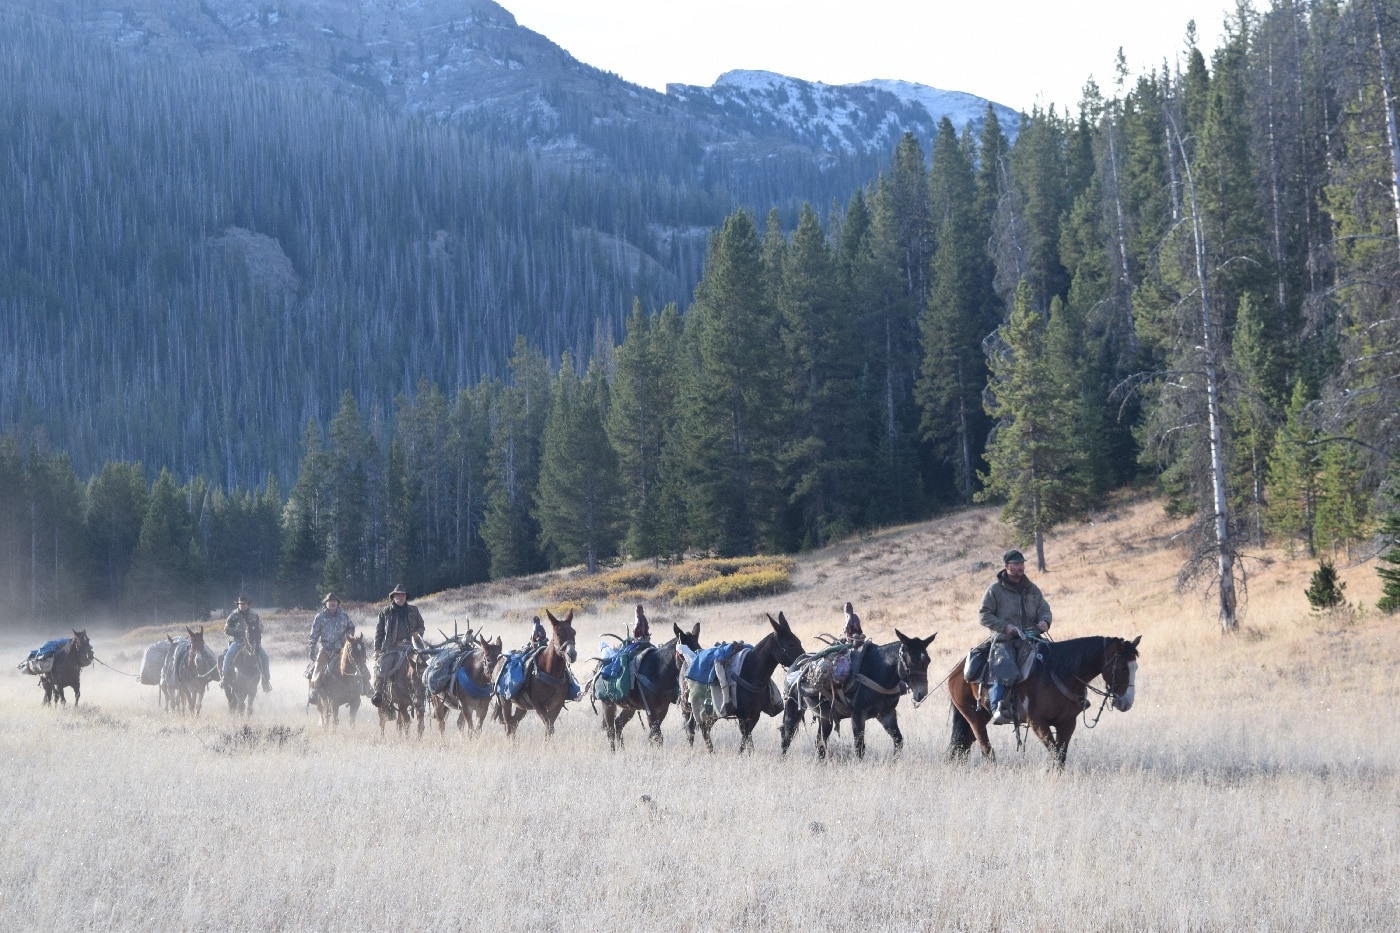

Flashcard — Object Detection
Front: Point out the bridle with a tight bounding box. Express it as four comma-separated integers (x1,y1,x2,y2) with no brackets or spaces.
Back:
1074,641,1135,727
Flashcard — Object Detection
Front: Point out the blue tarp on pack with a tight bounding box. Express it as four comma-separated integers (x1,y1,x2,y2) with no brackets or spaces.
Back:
455,664,493,699
28,638,69,661
495,650,530,700
686,642,747,685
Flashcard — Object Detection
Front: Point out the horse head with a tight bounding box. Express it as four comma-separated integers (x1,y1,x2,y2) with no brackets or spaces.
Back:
894,629,937,705
70,629,94,666
480,634,504,669
766,613,806,667
672,622,701,652
341,634,366,675
545,609,577,664
1103,635,1141,712
187,626,205,652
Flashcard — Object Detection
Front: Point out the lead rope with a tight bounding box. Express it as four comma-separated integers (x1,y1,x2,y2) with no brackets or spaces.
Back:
91,655,141,678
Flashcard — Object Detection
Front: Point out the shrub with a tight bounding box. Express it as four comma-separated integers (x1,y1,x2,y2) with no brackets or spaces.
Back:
671,567,792,606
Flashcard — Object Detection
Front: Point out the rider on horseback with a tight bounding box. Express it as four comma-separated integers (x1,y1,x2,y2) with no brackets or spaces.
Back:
842,602,866,644
307,592,355,703
631,605,651,642
371,584,425,708
529,615,548,649
979,550,1051,725
223,595,272,692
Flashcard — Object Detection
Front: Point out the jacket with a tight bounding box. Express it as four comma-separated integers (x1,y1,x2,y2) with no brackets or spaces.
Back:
979,571,1052,636
375,601,425,652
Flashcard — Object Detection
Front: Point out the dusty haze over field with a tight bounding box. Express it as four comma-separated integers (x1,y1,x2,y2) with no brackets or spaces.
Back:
3,495,1396,929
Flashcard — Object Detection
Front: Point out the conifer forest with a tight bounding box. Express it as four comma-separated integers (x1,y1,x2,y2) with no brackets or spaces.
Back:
3,2,1400,627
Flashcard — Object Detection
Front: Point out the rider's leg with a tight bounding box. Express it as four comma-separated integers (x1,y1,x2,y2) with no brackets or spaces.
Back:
259,646,272,691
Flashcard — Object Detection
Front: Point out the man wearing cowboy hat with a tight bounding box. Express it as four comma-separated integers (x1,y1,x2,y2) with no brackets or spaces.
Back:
307,592,355,703
371,584,424,708
978,549,1051,724
223,594,272,692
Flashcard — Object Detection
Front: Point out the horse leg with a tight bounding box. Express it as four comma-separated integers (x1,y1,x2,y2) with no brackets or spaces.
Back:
875,709,904,758
680,700,697,747
647,706,667,747
779,695,802,755
738,715,758,755
816,712,834,761
602,705,622,751
72,679,81,707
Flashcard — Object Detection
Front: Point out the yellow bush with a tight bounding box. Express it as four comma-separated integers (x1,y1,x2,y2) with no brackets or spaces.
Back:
671,568,792,606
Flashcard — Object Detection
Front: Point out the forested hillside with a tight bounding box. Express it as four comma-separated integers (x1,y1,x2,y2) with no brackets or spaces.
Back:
3,1,1400,629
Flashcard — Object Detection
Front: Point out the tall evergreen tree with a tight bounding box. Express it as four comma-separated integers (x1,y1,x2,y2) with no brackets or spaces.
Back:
536,356,624,572
977,285,1088,571
482,339,550,579
128,469,205,623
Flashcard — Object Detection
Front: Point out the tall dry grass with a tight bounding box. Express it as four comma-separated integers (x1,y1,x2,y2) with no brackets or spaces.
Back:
2,495,1397,930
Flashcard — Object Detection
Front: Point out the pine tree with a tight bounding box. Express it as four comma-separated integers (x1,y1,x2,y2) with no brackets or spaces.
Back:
607,301,683,560
536,356,624,572
278,421,328,608
976,284,1088,571
919,118,996,504
129,469,206,623
1305,559,1347,611
1263,380,1319,557
83,460,149,614
675,209,783,555
482,339,550,579
1378,479,1400,614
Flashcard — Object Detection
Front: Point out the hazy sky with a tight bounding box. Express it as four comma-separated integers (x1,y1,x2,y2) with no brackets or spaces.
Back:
501,0,1240,113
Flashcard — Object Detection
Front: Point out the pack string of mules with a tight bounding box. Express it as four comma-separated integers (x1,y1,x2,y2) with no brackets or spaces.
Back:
17,593,1139,765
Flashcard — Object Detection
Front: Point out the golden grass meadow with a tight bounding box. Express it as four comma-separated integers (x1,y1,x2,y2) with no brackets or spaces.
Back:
3,495,1397,931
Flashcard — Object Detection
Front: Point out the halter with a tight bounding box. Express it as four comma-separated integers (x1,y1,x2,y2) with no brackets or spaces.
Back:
1070,641,1135,729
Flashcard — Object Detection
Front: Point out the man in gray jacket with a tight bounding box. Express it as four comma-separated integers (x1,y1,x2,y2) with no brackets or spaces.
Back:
979,549,1051,724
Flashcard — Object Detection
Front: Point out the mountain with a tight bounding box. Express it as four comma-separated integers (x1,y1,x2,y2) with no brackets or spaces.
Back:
1,0,1020,488
666,71,1020,156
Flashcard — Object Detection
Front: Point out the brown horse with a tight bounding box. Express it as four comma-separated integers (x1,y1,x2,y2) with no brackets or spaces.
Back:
780,630,937,760
496,609,577,737
316,634,372,729
428,634,504,736
379,634,430,737
948,634,1141,768
161,626,220,715
220,632,262,716
36,630,95,706
682,613,805,754
595,622,700,751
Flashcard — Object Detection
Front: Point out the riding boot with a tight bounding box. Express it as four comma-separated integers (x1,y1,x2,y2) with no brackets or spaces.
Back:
370,671,384,708
988,681,1013,725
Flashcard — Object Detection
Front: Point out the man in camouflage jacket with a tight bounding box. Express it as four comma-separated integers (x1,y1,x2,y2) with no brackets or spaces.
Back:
371,584,424,707
307,592,355,698
223,594,272,692
978,549,1051,724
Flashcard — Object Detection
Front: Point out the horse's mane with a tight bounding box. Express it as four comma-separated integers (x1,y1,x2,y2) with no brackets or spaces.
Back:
1040,636,1109,680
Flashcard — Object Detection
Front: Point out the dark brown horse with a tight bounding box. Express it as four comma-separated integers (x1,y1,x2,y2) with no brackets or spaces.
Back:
316,634,372,729
379,634,430,737
948,634,1141,767
428,634,503,736
496,609,577,737
221,631,262,716
780,630,937,760
36,630,94,706
682,613,805,754
595,622,700,751
161,626,220,715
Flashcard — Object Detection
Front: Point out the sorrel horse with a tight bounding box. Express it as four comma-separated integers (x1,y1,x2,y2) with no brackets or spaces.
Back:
948,634,1141,767
221,633,262,716
682,613,805,754
595,622,700,751
161,626,220,715
379,634,430,737
780,630,936,760
316,634,372,729
36,630,95,706
496,609,577,737
427,634,503,736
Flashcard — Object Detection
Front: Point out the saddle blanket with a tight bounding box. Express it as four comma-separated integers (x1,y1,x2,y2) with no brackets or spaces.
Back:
495,649,535,700
593,641,646,704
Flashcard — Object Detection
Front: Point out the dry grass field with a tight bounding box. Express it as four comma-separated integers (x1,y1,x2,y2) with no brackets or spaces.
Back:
3,494,1397,931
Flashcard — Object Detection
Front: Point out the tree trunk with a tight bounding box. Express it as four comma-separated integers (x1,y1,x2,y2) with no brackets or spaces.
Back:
1373,0,1400,261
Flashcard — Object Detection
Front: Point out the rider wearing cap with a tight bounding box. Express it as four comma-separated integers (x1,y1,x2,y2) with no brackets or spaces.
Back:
307,592,355,702
842,601,866,644
979,549,1051,724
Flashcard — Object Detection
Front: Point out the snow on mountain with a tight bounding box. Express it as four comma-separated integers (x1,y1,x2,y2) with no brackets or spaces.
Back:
668,70,1019,155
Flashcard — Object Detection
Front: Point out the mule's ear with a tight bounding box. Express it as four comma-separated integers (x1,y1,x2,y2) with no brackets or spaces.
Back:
187,626,195,637
777,611,790,629
493,636,502,649
691,622,700,637
545,609,559,625
922,632,938,650
673,622,684,638
563,609,574,623
1130,635,1142,647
